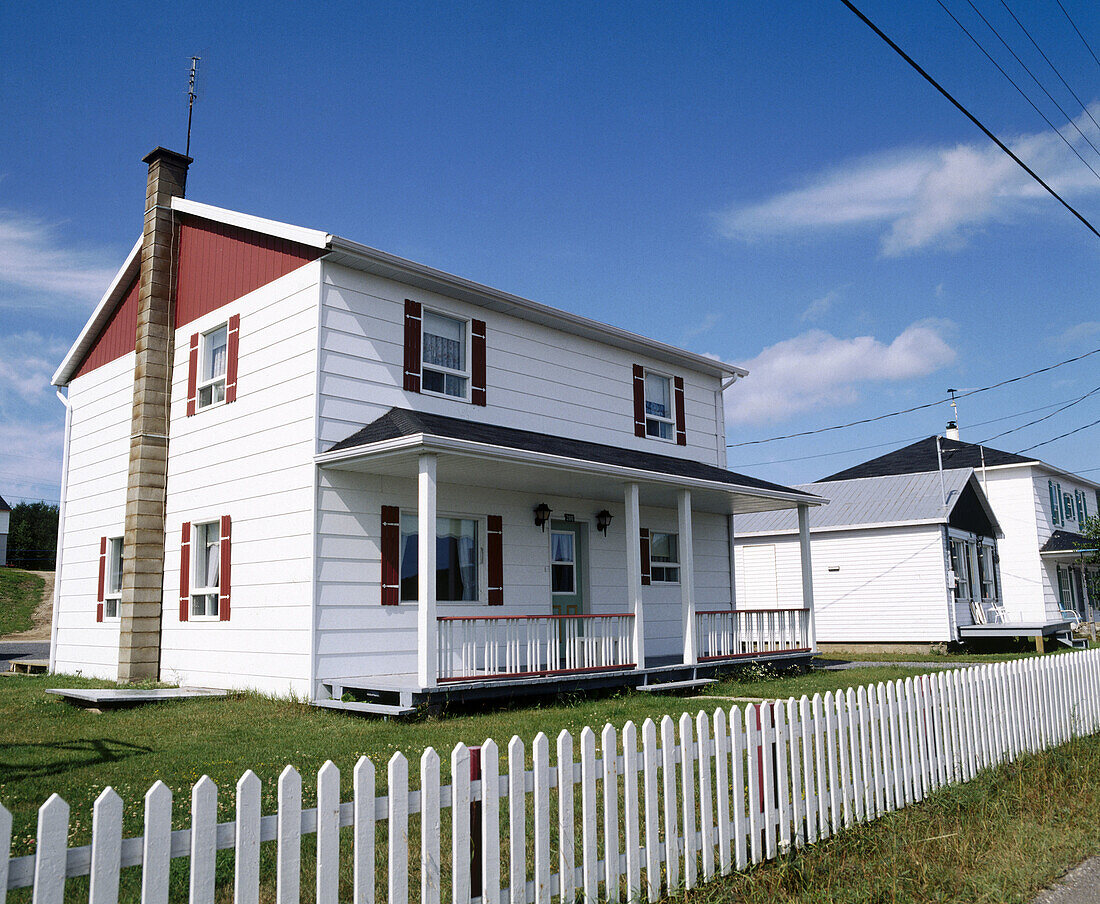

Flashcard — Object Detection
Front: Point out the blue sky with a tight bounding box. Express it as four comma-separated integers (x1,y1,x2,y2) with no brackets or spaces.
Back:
2,0,1100,504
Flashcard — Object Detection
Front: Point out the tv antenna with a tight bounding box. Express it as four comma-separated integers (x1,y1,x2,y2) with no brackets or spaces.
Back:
947,387,959,430
186,56,201,157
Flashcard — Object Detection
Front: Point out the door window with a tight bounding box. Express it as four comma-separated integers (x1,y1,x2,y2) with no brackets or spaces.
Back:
551,531,576,594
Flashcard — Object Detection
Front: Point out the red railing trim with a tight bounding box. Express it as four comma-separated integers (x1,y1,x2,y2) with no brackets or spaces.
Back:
695,608,809,616
438,613,635,622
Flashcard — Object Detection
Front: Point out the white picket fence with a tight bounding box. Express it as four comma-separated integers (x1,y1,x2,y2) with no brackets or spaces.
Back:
5,650,1100,904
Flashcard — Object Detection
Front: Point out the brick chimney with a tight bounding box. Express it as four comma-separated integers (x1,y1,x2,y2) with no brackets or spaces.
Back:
118,147,192,682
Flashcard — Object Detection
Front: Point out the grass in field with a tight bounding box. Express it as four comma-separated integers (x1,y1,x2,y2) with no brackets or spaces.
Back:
684,734,1100,904
0,568,45,635
0,652,1086,903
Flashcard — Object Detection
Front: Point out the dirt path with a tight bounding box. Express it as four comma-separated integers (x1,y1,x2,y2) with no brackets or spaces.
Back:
0,570,54,642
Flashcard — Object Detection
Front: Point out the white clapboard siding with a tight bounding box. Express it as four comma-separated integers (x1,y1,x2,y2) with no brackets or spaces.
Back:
6,652,1100,904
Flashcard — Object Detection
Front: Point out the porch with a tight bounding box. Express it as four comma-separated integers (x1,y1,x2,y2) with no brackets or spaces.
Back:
314,408,824,710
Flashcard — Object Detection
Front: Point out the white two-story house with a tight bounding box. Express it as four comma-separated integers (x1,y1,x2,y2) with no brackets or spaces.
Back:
814,433,1097,649
48,148,823,712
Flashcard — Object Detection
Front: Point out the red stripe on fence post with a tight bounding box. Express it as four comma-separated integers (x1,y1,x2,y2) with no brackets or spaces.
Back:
470,745,482,898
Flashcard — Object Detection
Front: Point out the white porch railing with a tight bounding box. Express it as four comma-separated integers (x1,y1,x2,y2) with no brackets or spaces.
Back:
437,614,636,682
696,608,812,661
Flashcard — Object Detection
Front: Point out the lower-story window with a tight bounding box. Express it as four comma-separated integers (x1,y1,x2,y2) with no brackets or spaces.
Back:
191,520,221,617
949,538,971,603
400,513,480,602
104,537,123,619
650,531,680,583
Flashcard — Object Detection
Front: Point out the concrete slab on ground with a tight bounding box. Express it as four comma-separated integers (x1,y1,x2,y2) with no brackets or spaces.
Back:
47,687,227,708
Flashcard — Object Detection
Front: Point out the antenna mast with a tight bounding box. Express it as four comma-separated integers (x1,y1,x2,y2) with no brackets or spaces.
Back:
186,56,201,157
947,387,960,432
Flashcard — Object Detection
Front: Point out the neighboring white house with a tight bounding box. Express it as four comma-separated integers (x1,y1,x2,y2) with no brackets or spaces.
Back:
787,434,1097,650
0,495,9,566
732,468,1024,647
48,149,824,710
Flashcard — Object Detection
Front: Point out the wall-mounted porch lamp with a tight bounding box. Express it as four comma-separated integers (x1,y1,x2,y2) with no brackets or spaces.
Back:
596,509,614,536
534,502,552,531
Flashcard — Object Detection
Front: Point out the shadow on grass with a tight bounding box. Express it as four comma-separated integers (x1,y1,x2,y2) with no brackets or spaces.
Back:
0,737,154,781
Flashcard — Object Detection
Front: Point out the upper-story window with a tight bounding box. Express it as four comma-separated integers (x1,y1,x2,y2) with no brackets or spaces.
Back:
198,325,228,409
422,311,468,400
644,372,674,441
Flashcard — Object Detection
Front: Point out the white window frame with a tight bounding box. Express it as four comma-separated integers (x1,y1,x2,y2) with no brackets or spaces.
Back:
1064,490,1076,523
197,323,229,411
399,510,485,604
420,309,471,403
103,536,124,620
977,540,997,603
643,370,675,442
949,537,972,603
191,520,221,619
649,530,681,584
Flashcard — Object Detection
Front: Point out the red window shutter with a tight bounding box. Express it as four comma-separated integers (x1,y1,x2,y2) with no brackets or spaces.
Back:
225,314,241,404
674,376,687,446
179,522,191,622
632,365,646,437
186,333,199,417
471,319,487,407
639,528,651,586
219,515,232,621
403,300,422,393
487,515,503,604
96,536,106,622
381,505,401,605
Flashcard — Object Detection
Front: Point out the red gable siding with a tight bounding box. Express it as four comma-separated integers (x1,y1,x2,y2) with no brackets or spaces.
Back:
72,275,140,379
174,219,322,328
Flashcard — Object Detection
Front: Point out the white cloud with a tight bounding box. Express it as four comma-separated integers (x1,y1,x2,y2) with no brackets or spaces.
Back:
716,106,1100,255
801,289,840,322
0,210,118,301
726,319,957,424
1053,321,1100,346
0,332,69,402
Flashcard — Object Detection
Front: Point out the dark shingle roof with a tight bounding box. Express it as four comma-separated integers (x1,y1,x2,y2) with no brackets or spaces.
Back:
821,436,1037,482
330,408,818,499
1041,530,1097,554
0,495,9,512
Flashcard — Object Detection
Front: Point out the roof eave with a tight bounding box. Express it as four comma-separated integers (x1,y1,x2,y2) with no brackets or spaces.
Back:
52,238,143,387
323,234,748,380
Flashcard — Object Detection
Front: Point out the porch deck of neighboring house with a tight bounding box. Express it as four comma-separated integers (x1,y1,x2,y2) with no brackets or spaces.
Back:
958,618,1083,650
318,607,815,715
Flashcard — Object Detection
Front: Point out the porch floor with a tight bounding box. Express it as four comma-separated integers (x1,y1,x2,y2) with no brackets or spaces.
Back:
958,619,1075,639
319,649,813,711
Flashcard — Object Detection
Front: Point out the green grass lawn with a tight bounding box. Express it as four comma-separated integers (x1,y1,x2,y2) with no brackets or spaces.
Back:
0,568,45,635
0,655,1090,903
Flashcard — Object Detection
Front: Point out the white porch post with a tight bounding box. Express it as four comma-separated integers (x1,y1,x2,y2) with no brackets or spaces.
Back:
678,489,697,665
417,453,438,688
625,482,646,669
797,503,817,652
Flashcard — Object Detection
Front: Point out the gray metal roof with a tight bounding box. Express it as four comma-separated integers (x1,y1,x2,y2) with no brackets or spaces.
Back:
734,468,991,535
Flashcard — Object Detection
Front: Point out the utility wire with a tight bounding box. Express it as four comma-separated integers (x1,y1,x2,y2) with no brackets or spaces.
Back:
954,0,1100,168
1011,0,1100,136
1056,0,1100,72
838,0,1100,240
1016,415,1100,453
732,396,1087,468
978,383,1100,443
727,343,1100,447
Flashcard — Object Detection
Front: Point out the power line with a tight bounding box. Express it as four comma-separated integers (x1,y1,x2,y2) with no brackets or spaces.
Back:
731,396,1087,468
978,383,1100,443
1001,0,1100,138
949,0,1100,170
937,0,1100,182
727,343,1100,448
838,0,1100,240
1056,0,1100,72
1015,415,1100,453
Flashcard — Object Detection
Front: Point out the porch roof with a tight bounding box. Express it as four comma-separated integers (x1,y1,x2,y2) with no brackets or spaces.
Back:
1041,529,1098,560
317,407,824,514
